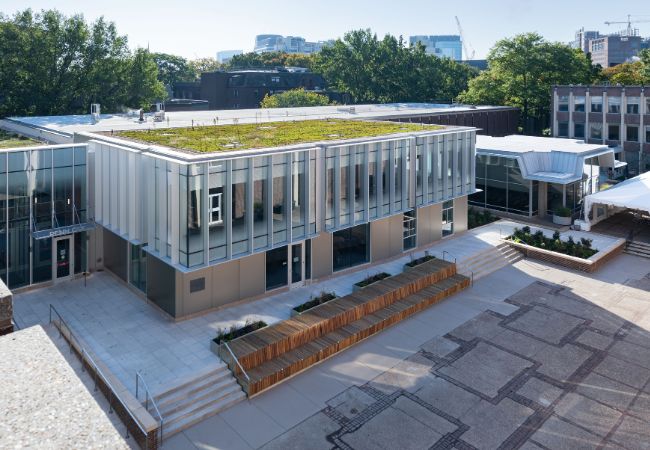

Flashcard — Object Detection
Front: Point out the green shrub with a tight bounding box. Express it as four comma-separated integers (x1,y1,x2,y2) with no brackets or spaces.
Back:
554,207,571,217
355,272,391,288
406,253,436,267
507,227,597,259
214,319,267,345
293,291,337,314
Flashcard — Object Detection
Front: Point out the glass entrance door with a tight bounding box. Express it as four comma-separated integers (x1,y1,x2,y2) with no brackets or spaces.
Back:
290,243,303,288
53,237,73,280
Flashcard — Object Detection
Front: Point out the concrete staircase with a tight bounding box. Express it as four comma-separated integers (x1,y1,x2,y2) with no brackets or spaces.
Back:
625,240,650,259
150,364,245,439
456,242,523,281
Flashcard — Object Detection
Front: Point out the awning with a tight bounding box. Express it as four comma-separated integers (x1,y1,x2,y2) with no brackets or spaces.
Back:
584,172,650,221
32,222,95,240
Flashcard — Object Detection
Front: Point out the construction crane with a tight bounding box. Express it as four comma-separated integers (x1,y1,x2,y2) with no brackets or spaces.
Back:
455,16,475,60
604,14,650,37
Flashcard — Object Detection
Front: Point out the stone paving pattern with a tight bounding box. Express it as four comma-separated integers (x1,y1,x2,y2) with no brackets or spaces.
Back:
258,274,650,450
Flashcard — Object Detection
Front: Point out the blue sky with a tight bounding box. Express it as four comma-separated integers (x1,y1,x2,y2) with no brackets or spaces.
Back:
3,0,650,59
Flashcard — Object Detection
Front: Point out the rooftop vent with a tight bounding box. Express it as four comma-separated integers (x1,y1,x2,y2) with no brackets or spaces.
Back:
90,103,101,124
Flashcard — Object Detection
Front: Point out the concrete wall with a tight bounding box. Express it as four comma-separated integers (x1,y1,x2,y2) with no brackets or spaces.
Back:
538,182,548,218
102,228,128,282
311,232,333,279
147,254,177,317
454,196,468,234
0,279,13,335
417,203,443,246
370,214,404,262
175,252,266,318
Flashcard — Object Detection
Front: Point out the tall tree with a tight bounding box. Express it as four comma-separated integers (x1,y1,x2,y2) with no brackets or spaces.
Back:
260,88,331,108
600,61,649,85
458,33,597,134
313,29,476,104
152,52,196,88
0,9,166,117
226,51,315,70
187,57,222,76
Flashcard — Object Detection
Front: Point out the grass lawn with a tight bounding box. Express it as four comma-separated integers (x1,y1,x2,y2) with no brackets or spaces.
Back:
0,130,41,149
116,119,442,153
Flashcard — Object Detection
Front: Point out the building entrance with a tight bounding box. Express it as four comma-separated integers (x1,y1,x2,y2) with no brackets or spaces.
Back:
53,236,74,281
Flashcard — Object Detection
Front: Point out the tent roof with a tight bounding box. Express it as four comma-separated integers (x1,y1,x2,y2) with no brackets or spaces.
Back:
584,172,650,218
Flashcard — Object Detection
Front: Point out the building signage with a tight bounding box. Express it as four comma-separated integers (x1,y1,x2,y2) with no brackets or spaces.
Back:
32,222,95,240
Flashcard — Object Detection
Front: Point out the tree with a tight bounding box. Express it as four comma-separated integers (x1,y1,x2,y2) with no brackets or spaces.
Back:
124,49,168,109
260,88,331,108
0,9,166,117
187,57,223,77
312,29,476,104
152,52,196,88
227,51,315,70
459,33,597,135
638,49,650,81
600,61,648,85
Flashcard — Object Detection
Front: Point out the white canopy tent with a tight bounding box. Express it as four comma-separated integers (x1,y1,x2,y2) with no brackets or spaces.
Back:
582,172,650,227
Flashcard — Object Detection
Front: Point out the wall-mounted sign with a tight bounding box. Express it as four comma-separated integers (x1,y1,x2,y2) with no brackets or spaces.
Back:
32,222,95,240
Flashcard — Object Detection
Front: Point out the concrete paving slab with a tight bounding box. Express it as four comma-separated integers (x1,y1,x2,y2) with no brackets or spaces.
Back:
508,306,585,345
415,376,481,419
260,412,338,450
534,344,593,382
575,372,638,412
576,329,614,350
369,353,436,394
420,336,460,358
529,415,603,450
326,386,376,420
459,398,534,449
180,414,252,450
252,383,322,430
594,355,650,390
392,396,457,435
218,401,285,449
609,340,650,370
554,392,622,437
607,415,650,450
517,377,564,407
448,311,503,342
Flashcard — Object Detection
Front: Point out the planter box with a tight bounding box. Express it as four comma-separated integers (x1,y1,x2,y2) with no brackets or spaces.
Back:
505,238,625,273
210,339,220,356
553,214,572,226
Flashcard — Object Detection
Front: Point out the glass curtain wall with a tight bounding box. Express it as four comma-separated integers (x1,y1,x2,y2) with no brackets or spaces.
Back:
469,155,532,216
333,224,369,272
179,164,205,267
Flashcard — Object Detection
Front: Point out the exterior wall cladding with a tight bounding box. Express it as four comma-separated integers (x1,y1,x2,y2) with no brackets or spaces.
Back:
552,85,650,175
91,127,476,318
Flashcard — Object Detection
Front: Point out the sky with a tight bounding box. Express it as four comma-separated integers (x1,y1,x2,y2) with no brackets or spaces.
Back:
3,0,650,59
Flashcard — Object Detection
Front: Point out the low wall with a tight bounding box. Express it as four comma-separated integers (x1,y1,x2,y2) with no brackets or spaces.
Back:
0,279,13,336
51,319,160,449
505,238,626,273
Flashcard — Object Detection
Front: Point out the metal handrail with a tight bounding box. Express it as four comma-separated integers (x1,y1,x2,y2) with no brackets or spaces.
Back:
442,250,457,264
223,341,251,382
48,305,151,447
135,372,164,446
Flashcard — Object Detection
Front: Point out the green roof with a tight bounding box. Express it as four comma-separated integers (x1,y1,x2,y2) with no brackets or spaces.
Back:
0,130,41,149
116,119,443,153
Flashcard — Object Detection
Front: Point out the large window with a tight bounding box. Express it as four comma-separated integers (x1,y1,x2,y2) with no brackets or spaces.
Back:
590,123,602,140
627,125,639,142
232,159,249,256
627,97,640,114
469,155,532,216
130,243,147,293
333,224,369,272
442,200,454,237
574,96,585,112
208,162,226,261
574,123,585,139
265,246,288,290
557,122,569,137
591,96,603,113
608,97,621,113
608,124,620,141
646,126,650,144
557,95,569,112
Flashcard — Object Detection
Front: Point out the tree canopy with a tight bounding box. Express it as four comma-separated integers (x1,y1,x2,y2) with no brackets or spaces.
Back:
260,88,332,108
227,51,315,70
0,9,166,117
312,29,477,104
458,33,597,134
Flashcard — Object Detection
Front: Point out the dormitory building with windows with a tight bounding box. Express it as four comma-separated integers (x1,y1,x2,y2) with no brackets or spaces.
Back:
1,104,519,319
552,85,650,175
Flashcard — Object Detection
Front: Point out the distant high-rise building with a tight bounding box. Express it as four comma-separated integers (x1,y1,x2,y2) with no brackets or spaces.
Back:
572,28,600,53
217,50,243,64
589,34,647,67
409,35,462,60
253,35,333,55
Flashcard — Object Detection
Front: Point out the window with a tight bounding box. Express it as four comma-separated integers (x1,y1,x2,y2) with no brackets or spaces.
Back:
557,95,569,112
442,200,454,237
590,123,602,139
209,191,223,225
557,122,569,137
574,96,585,112
646,126,650,143
232,89,239,97
627,97,640,114
646,98,650,115
608,97,621,113
627,125,639,142
608,124,620,141
333,224,369,272
403,210,417,250
591,96,603,113
271,76,280,83
574,123,585,139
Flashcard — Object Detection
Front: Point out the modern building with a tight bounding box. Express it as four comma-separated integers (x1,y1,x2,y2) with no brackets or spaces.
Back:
551,85,650,175
589,34,647,67
173,69,334,110
470,135,624,219
253,35,332,55
216,50,243,64
2,104,484,319
571,28,601,53
409,35,462,60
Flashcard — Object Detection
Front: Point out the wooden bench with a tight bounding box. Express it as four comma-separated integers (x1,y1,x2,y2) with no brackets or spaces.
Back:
219,259,469,396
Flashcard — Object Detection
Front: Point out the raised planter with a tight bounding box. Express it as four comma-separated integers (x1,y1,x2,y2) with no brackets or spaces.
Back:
404,254,436,272
211,320,268,356
553,214,572,226
352,272,391,292
290,292,337,317
505,238,625,273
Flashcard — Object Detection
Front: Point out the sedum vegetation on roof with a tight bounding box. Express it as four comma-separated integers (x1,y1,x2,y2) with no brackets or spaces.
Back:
116,119,442,153
0,130,41,149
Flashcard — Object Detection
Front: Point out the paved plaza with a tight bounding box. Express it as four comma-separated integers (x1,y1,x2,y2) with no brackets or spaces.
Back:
162,252,650,450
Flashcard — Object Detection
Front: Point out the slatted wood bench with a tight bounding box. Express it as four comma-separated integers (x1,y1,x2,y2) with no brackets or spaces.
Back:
219,259,469,396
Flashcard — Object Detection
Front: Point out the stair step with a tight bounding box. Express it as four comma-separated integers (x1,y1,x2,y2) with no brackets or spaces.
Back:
157,376,237,417
625,249,650,259
153,364,228,402
162,386,245,437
